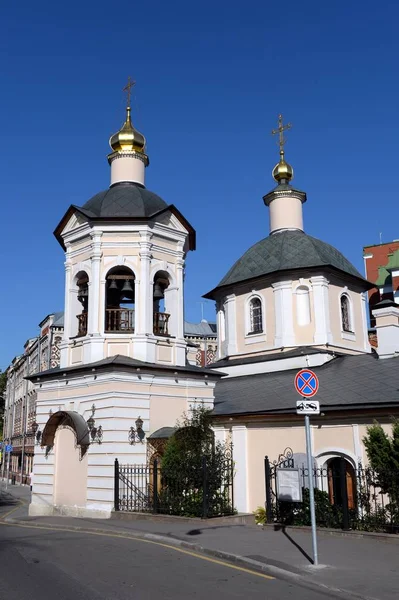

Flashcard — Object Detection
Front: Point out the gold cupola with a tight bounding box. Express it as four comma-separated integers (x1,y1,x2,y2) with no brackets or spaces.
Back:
109,106,146,154
271,114,294,183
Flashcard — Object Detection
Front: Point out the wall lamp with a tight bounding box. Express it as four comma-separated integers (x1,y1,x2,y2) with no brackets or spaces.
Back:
128,416,145,445
87,404,103,444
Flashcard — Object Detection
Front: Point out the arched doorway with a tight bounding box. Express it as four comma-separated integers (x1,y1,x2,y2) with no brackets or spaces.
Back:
41,411,90,509
327,457,356,510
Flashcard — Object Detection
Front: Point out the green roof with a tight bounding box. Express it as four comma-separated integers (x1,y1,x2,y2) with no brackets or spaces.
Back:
386,249,399,271
376,265,390,287
204,230,369,298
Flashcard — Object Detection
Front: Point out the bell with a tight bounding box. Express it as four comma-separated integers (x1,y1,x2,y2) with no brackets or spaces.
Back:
153,282,164,300
121,279,133,294
108,279,118,290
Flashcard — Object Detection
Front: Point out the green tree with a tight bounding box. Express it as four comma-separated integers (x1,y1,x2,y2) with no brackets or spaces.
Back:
160,405,234,517
363,420,399,521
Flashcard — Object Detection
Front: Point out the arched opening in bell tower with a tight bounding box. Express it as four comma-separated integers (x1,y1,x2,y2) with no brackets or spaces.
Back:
73,271,89,338
153,271,170,336
105,266,135,332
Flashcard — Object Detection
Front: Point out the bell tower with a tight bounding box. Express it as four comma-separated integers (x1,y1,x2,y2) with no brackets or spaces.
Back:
54,80,195,368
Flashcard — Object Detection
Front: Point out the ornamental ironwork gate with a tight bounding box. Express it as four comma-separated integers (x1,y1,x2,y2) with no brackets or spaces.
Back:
114,456,235,518
264,448,399,533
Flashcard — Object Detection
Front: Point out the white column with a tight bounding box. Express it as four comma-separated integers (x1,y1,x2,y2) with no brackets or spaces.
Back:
224,294,237,356
175,252,185,340
88,232,102,336
216,303,226,359
137,235,152,335
361,292,371,352
60,247,72,367
310,276,333,345
272,280,295,347
232,426,249,513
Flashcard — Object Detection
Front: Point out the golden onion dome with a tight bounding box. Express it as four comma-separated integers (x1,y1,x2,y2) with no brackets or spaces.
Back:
272,151,294,183
109,107,146,153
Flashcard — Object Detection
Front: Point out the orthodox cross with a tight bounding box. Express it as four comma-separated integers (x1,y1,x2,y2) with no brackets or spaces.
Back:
123,76,136,108
271,114,292,153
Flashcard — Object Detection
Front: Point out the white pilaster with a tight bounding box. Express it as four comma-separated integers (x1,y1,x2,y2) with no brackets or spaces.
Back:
272,280,295,347
88,232,102,336
361,292,371,352
224,294,237,356
232,425,249,513
310,276,333,345
60,247,72,367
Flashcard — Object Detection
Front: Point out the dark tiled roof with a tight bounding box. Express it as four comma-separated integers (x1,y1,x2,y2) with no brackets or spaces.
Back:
213,353,399,415
80,182,168,218
210,346,336,369
204,230,370,298
148,427,177,439
28,354,224,380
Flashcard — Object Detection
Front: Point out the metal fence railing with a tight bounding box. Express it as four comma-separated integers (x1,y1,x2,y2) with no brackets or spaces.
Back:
114,456,235,519
265,450,399,533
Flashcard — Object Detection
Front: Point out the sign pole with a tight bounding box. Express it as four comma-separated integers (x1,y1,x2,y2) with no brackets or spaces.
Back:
305,413,318,566
5,450,10,491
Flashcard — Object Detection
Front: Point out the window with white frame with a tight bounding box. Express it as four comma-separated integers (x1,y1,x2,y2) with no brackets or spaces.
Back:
340,294,352,332
249,297,263,334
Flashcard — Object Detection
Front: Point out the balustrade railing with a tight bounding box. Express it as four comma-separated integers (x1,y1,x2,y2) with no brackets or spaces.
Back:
154,312,170,335
77,312,88,337
105,308,135,332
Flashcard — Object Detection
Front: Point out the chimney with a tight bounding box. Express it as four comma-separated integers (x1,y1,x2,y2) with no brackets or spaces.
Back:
372,299,399,359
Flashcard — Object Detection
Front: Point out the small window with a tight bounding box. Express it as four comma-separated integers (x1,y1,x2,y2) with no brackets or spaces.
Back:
341,294,352,332
249,297,263,334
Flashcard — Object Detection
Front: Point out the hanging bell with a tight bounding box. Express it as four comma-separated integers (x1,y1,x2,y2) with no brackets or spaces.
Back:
121,279,133,294
120,279,134,301
153,282,164,300
108,279,118,290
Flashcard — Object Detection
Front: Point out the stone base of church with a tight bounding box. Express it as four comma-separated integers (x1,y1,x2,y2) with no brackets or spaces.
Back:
29,501,112,519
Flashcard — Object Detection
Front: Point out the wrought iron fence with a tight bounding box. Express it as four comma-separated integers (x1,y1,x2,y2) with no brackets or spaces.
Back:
114,456,235,518
265,449,399,533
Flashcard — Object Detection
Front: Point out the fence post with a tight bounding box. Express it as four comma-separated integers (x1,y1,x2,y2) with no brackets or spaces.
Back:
265,456,272,523
202,455,208,519
340,457,350,530
153,459,159,514
114,458,120,512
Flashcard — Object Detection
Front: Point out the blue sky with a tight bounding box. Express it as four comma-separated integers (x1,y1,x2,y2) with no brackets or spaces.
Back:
1,0,398,369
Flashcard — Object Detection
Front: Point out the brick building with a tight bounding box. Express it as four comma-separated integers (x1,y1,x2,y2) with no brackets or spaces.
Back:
363,240,399,327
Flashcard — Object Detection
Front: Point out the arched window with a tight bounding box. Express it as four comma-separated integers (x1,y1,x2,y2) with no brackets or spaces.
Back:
340,294,352,332
153,270,170,335
76,274,89,336
249,297,263,334
296,286,311,326
105,267,135,332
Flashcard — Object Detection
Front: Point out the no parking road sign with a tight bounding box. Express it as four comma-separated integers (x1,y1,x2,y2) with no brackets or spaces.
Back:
294,369,319,398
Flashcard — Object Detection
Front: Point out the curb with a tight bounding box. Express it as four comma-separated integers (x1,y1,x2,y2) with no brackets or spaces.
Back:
264,523,399,544
3,514,378,600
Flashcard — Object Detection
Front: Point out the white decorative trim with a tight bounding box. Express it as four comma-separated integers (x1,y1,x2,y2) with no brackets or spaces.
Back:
232,426,248,512
310,275,332,345
272,280,295,347
244,293,265,338
339,292,355,339
342,331,356,341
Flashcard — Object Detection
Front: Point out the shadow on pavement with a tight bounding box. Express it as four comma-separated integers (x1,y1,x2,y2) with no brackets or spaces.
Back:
186,524,245,536
274,524,313,565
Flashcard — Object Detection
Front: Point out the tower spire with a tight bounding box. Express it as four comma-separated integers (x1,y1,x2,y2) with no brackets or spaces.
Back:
108,79,149,187
271,114,294,183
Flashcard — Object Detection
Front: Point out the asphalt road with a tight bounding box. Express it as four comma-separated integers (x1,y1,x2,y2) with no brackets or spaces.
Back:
0,522,339,600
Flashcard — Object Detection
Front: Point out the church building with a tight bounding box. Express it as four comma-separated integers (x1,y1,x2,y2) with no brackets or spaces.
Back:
28,85,222,518
206,117,399,514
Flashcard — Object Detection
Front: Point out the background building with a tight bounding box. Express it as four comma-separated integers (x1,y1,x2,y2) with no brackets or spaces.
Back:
363,239,399,331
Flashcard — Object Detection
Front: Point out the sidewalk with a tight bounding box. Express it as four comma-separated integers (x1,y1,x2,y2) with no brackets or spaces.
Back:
1,485,397,600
